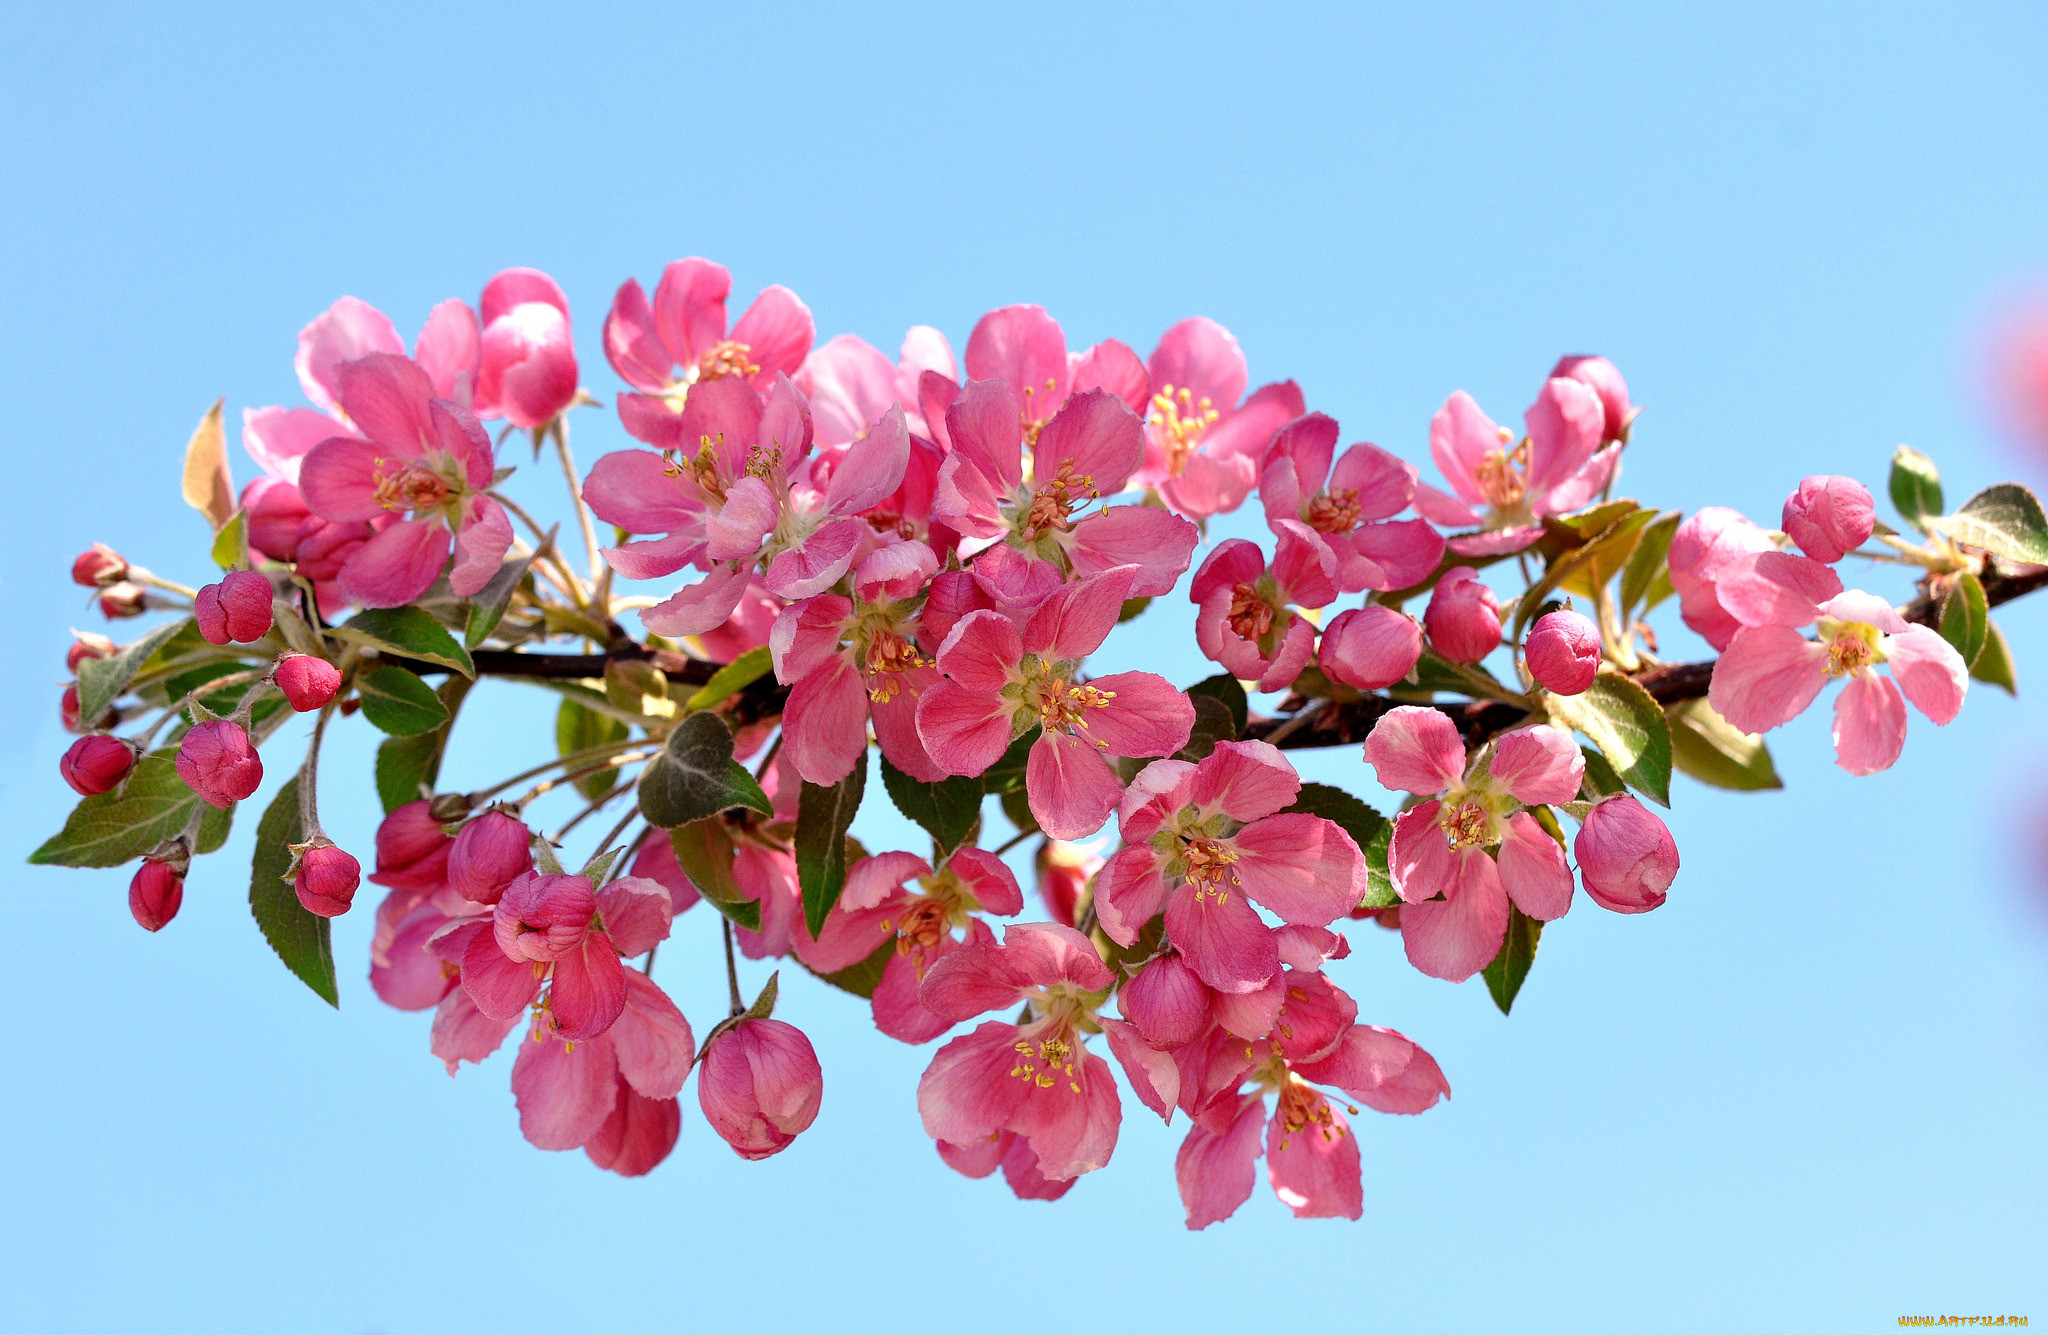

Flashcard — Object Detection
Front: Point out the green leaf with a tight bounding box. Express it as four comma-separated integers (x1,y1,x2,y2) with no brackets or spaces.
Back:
246,775,337,1007
356,665,451,737
669,820,761,932
211,508,249,571
797,763,866,938
1281,782,1392,910
636,712,771,827
77,620,191,729
1117,595,1153,623
1665,697,1782,792
374,676,469,812
1185,674,1249,738
1482,903,1541,1015
982,727,1038,795
804,939,894,999
1519,505,1654,635
464,546,541,649
1578,744,1626,798
1888,445,1944,536
1619,510,1682,618
1940,570,1990,669
1544,672,1672,806
999,787,1038,837
1972,618,2018,696
1638,564,1675,614
30,747,233,867
556,697,630,802
684,646,773,712
332,606,475,677
880,755,982,857
1932,483,2048,565
1175,693,1238,763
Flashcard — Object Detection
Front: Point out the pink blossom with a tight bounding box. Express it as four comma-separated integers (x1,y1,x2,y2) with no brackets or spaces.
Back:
931,378,1198,597
698,1017,823,1160
1189,528,1336,693
61,736,134,796
506,970,694,1164
934,1129,1076,1202
1707,563,1968,774
1364,708,1582,982
367,800,452,893
474,268,579,430
916,567,1194,838
298,353,512,608
1094,740,1366,993
1259,412,1445,592
459,871,628,1041
1425,378,1620,554
917,923,1123,1183
1136,317,1306,518
71,545,125,587
129,859,183,932
1424,566,1502,664
1574,795,1678,913
797,328,957,443
604,258,815,438
1781,475,1876,564
1549,355,1635,444
1526,609,1601,695
1034,839,1102,929
272,654,340,712
1667,507,1778,650
1318,606,1425,691
447,810,533,904
194,571,274,645
295,843,361,918
176,720,262,808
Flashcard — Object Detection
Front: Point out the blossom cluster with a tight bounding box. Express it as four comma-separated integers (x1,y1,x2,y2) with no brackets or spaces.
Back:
41,255,2034,1227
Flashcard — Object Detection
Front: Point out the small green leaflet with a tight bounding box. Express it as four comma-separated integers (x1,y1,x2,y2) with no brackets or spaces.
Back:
1482,904,1541,1015
247,776,338,1007
1939,570,1989,669
1665,697,1781,792
210,508,249,571
332,606,476,677
669,820,762,932
1931,483,2048,566
1544,672,1672,806
76,619,190,729
557,698,630,801
1619,510,1681,619
879,755,982,858
636,712,771,828
1972,619,2017,696
1184,674,1249,736
374,676,469,812
465,545,543,649
1887,445,1944,536
356,665,451,737
30,748,234,867
796,763,866,938
684,646,773,712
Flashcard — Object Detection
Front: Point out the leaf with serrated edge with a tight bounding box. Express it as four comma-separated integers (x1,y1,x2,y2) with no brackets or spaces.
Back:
1482,904,1541,1015
1932,483,2048,565
30,748,233,867
1666,697,1781,792
1940,570,1989,669
77,620,190,729
637,712,771,828
374,676,468,812
356,665,451,737
797,765,866,937
685,646,773,712
333,606,476,677
1545,672,1672,806
247,775,337,1006
1518,506,1653,635
880,755,982,857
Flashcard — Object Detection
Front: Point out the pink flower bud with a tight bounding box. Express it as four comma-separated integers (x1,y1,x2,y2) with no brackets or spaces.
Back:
194,570,275,645
475,269,578,430
1119,952,1210,1048
294,517,374,583
369,800,453,891
494,871,597,962
1032,840,1100,929
66,632,116,673
272,654,341,712
295,842,361,917
1549,355,1633,444
99,582,148,618
60,683,82,733
1318,606,1424,690
61,735,135,796
448,811,533,904
1423,566,1501,664
1780,475,1875,564
1525,610,1601,695
176,720,263,808
698,1017,823,1160
1573,796,1678,914
129,859,184,931
241,477,312,563
71,544,126,587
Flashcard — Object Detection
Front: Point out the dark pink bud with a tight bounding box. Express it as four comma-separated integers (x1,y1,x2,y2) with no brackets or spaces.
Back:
1423,566,1501,665
368,800,453,891
1574,796,1678,914
175,720,263,808
241,477,312,563
294,842,361,918
294,518,374,583
1119,952,1211,1048
493,871,597,962
1781,475,1875,565
272,654,341,712
71,544,127,587
1032,842,1095,929
67,632,116,673
476,269,578,429
448,810,533,904
697,1018,822,1160
129,859,184,931
194,570,275,645
99,582,148,619
1318,605,1424,690
1525,610,1601,696
1549,355,1633,444
60,683,81,733
61,735,135,796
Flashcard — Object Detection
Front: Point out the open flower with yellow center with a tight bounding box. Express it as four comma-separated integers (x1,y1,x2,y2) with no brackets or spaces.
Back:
1421,376,1620,557
1259,409,1448,594
601,256,815,433
1130,316,1309,519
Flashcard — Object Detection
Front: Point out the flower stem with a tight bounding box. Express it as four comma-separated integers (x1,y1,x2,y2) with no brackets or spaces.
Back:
551,416,607,594
722,917,744,1017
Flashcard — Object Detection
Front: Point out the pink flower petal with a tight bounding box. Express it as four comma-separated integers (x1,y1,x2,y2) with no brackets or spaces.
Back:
1708,625,1829,735
966,304,1069,416
1832,670,1908,775
1188,738,1301,824
1265,1097,1362,1220
1027,731,1124,840
1363,706,1466,795
1063,503,1200,597
1398,848,1509,983
1176,1095,1265,1230
652,257,731,367
338,518,451,609
1166,882,1281,994
1487,724,1584,807
1497,812,1574,920
1230,813,1365,924
510,1031,618,1151
1294,1023,1451,1114
1885,624,1968,724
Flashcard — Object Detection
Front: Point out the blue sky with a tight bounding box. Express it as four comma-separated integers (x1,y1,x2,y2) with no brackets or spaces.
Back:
3,2,2046,1331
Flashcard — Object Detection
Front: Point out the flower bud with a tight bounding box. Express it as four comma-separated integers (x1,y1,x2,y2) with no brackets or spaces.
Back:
1781,475,1875,565
294,517,374,583
175,720,263,808
697,1018,823,1160
368,799,454,891
241,477,313,563
1033,840,1099,929
67,632,116,673
294,841,361,917
1549,355,1633,444
273,654,341,712
71,544,127,587
493,872,598,962
99,582,148,619
1318,605,1424,690
129,859,184,931
475,269,578,430
60,683,82,733
1119,952,1210,1048
194,570,275,645
448,810,533,904
1526,610,1601,695
1423,566,1501,664
61,735,135,796
1573,795,1678,914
